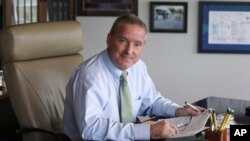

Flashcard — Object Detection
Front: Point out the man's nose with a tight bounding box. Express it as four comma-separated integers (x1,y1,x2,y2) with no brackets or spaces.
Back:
125,42,133,54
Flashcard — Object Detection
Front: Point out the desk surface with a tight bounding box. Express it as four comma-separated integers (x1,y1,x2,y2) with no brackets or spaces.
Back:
194,96,250,124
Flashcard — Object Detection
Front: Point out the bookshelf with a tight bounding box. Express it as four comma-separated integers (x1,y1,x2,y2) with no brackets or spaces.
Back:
0,0,75,28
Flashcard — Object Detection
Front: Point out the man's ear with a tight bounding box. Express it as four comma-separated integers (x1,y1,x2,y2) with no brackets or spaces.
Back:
106,33,111,45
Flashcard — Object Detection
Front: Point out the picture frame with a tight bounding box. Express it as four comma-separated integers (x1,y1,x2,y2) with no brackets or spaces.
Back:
198,1,250,54
149,2,188,33
77,0,138,16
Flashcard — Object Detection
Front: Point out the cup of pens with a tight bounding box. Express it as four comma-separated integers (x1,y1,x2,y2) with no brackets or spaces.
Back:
205,129,228,141
205,108,234,141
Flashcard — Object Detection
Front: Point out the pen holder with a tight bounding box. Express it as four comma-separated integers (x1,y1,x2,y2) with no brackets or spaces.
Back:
205,129,228,141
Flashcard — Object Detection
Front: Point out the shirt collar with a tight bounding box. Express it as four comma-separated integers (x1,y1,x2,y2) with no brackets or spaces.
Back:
102,50,122,79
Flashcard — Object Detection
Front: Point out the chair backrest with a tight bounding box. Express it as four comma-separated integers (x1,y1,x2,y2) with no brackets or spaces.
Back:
0,21,84,141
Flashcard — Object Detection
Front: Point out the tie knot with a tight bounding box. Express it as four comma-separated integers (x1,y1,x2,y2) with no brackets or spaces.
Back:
121,71,128,80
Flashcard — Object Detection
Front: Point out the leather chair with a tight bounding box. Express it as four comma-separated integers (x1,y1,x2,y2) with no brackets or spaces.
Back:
0,21,84,141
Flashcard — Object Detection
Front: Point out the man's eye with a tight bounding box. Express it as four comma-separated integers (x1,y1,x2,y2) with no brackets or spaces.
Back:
118,38,126,44
119,39,125,43
134,43,142,48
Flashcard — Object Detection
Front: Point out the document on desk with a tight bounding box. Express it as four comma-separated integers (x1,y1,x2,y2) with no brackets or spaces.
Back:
169,109,210,138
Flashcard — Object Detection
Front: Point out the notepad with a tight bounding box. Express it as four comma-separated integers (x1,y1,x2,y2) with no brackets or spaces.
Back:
168,109,210,138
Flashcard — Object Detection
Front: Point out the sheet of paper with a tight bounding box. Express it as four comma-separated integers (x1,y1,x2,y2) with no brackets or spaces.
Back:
169,109,210,138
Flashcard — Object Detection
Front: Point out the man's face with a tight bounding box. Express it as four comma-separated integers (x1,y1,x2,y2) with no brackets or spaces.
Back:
107,23,146,70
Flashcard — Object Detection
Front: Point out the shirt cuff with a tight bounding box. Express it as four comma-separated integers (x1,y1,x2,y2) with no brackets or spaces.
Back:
134,124,150,140
166,103,180,117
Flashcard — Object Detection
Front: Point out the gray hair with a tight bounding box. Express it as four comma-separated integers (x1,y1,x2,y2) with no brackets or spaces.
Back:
109,13,147,35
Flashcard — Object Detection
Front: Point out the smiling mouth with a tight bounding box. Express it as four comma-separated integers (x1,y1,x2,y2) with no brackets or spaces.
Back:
121,55,133,60
120,52,131,57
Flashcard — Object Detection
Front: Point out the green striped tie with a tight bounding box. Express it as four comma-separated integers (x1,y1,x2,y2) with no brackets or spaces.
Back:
120,71,133,123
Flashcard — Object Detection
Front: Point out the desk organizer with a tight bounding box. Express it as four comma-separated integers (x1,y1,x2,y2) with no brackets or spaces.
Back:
205,129,228,141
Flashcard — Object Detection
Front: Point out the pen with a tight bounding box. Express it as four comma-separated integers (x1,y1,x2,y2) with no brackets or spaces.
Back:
208,108,215,131
219,108,234,131
212,109,218,130
185,101,201,114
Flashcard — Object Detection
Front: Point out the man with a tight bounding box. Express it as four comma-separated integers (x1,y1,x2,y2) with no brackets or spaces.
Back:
63,13,203,140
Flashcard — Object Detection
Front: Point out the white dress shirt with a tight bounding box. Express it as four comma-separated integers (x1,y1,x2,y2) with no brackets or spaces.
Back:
63,50,179,140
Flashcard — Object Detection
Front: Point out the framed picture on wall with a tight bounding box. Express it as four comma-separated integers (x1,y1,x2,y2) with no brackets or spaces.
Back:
198,1,250,53
149,2,188,33
77,0,138,16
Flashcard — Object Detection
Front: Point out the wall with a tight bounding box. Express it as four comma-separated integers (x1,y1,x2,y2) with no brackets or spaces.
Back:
77,0,250,105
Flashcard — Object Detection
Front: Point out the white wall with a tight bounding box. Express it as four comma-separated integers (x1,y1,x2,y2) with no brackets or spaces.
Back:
77,0,250,105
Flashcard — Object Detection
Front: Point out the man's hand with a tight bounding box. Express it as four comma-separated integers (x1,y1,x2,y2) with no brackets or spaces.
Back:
150,119,178,139
175,105,205,117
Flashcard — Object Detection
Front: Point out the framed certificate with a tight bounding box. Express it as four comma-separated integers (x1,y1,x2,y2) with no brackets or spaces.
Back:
198,1,250,54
